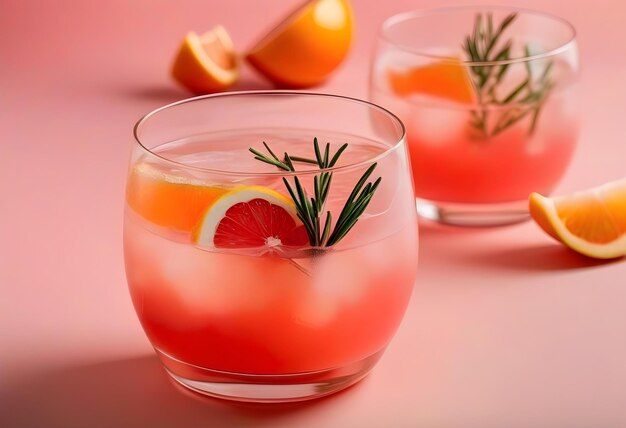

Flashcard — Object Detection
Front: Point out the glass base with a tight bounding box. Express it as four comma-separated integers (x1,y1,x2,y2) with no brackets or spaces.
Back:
156,348,384,403
416,198,530,226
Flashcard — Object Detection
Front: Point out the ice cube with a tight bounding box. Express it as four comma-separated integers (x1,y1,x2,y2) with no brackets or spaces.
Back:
296,249,372,327
158,246,275,317
406,99,467,145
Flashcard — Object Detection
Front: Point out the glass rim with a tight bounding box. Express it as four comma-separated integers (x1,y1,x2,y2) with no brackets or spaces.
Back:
379,5,577,66
133,90,406,177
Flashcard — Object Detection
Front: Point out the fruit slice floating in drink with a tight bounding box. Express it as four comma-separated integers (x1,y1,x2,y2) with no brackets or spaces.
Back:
126,162,228,232
387,57,475,104
193,186,309,250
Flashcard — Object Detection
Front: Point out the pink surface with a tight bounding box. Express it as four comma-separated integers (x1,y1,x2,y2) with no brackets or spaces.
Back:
1,0,625,426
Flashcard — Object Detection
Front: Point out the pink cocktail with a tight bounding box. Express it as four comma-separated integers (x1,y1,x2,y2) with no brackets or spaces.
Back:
371,6,580,225
124,92,418,402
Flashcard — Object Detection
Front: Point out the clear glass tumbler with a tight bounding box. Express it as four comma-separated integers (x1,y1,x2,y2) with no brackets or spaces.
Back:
124,91,418,402
370,6,580,226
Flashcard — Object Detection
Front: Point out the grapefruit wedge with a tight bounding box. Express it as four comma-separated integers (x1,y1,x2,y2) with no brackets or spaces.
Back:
246,0,353,88
194,186,309,250
387,58,476,104
126,162,228,232
529,178,626,259
171,26,239,94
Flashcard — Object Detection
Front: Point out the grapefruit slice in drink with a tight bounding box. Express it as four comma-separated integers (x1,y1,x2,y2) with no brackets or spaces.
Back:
387,57,476,104
126,162,229,232
529,178,626,259
194,186,309,250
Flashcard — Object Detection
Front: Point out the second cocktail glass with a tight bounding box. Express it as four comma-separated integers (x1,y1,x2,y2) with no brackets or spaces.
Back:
370,6,580,225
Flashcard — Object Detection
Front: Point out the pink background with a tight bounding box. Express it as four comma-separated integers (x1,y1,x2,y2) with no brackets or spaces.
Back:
2,0,626,426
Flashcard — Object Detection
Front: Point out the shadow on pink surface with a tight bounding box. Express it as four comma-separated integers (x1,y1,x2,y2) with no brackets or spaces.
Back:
471,244,622,272
0,355,354,428
124,65,275,105
417,221,621,272
126,86,190,104
127,78,274,104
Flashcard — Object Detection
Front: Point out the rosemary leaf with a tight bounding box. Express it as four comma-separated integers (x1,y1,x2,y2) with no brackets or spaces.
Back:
523,45,533,75
290,156,318,165
474,14,483,45
311,197,319,245
321,212,332,245
529,107,542,135
282,178,300,209
323,143,330,167
326,219,357,246
466,36,480,62
539,61,554,83
294,176,311,219
370,176,382,193
484,14,512,57
492,108,532,136
313,175,321,208
283,152,295,171
328,143,348,167
346,163,377,206
501,77,530,104
321,173,332,202
313,137,323,167
297,212,316,241
493,40,512,61
339,194,374,233
250,149,290,171
495,62,511,84
263,141,280,161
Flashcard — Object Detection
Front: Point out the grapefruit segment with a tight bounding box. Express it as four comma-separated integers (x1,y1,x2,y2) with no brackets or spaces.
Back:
126,162,228,232
246,0,353,88
529,178,626,259
171,26,239,94
194,186,309,250
387,58,476,104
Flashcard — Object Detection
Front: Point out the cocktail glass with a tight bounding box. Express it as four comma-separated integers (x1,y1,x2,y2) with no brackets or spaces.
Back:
124,91,418,402
370,6,579,225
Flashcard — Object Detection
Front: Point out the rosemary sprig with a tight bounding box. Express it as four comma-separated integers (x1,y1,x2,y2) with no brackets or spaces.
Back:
463,12,555,137
249,138,381,248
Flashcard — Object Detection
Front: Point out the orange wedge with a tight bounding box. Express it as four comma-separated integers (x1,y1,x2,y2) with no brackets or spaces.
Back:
387,58,475,104
529,178,626,259
246,0,353,88
171,26,239,94
126,162,229,232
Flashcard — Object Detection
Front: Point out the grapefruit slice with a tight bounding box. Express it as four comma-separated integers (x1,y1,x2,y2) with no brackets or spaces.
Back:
171,26,239,94
529,178,626,259
126,162,228,232
387,58,476,104
246,0,353,88
194,186,309,249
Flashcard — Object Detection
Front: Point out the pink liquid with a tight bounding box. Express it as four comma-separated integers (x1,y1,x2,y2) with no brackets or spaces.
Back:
371,62,580,203
125,213,416,374
124,132,418,375
407,123,578,203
